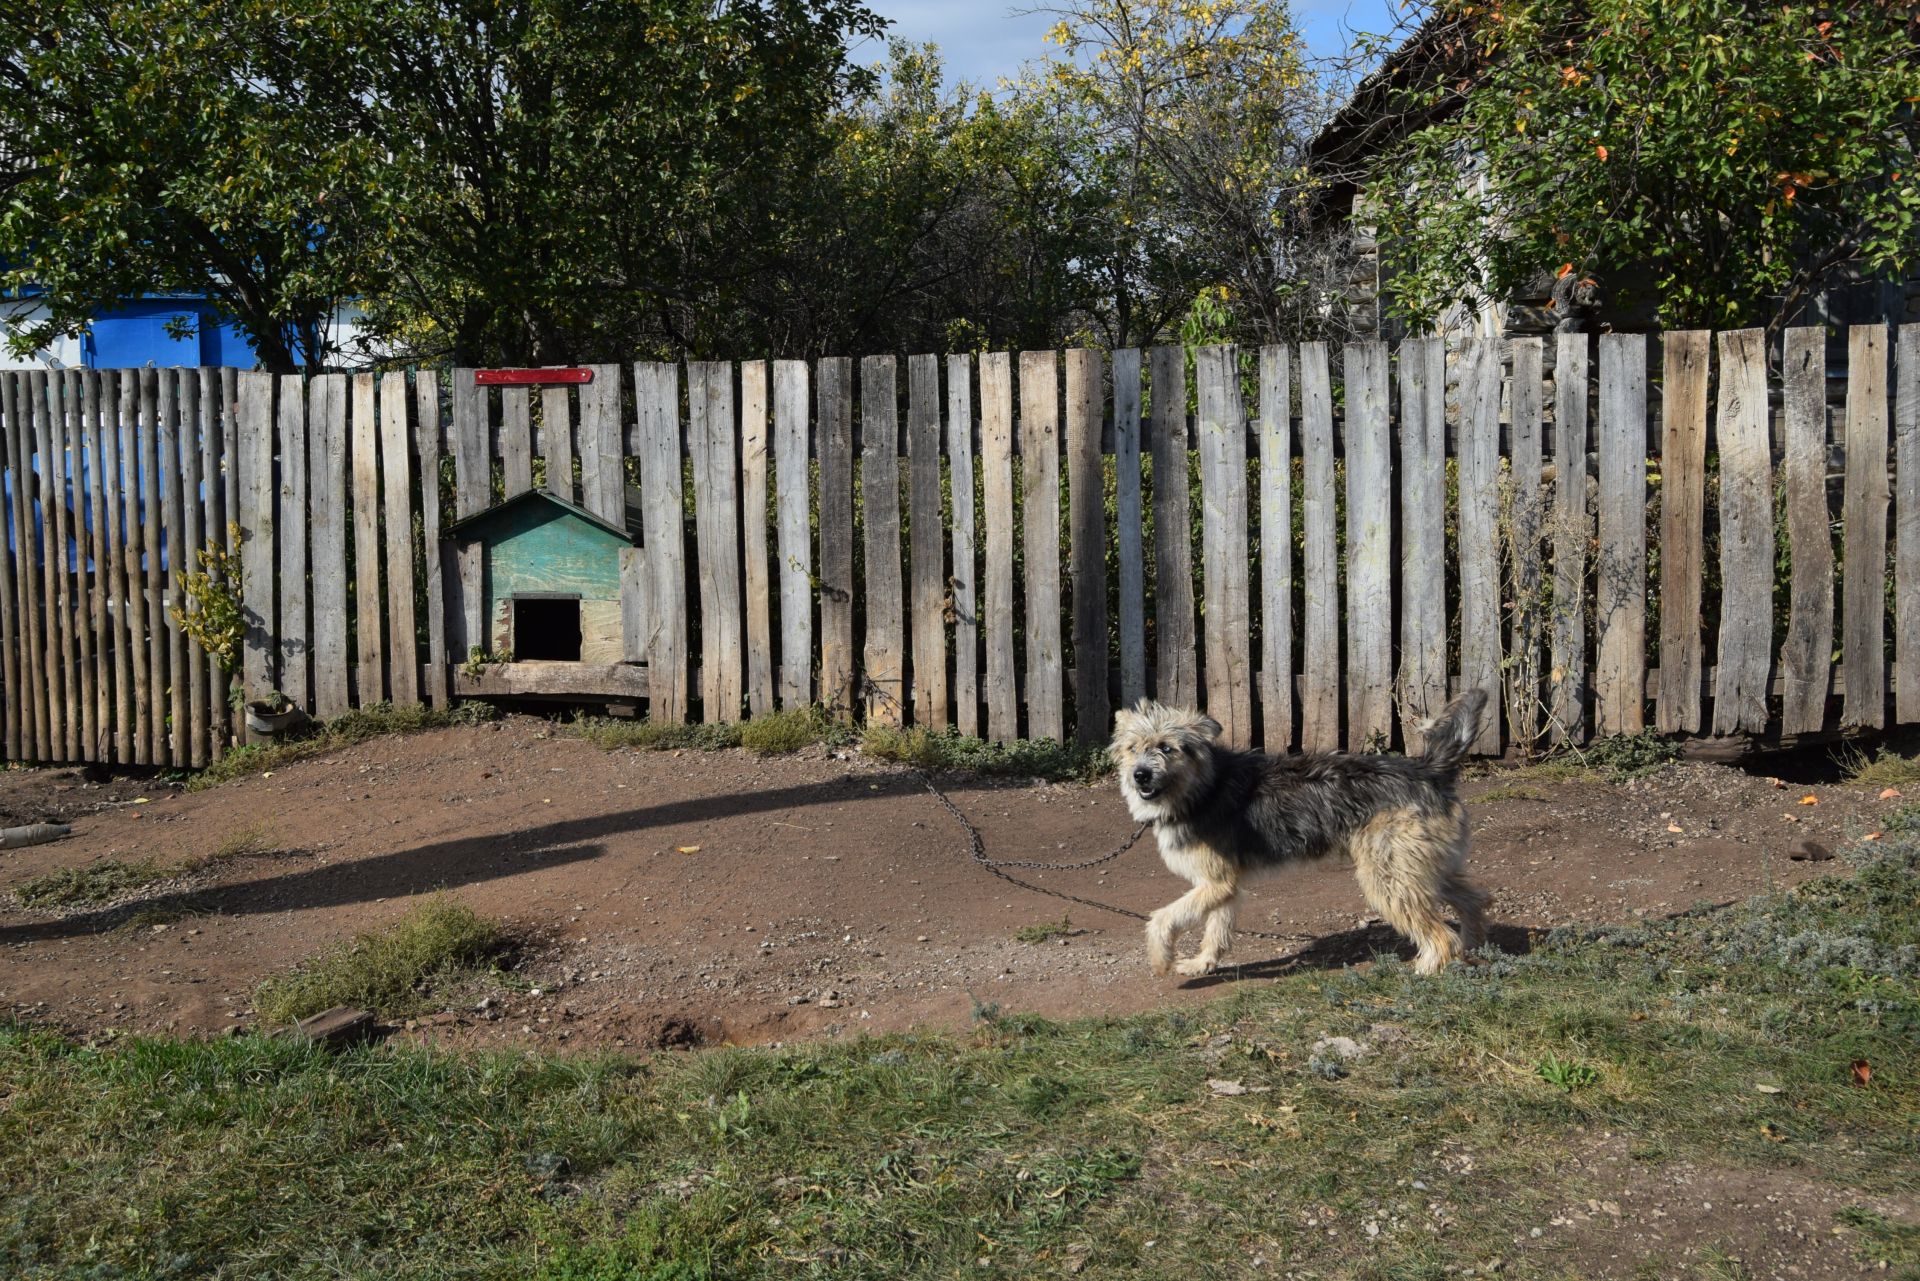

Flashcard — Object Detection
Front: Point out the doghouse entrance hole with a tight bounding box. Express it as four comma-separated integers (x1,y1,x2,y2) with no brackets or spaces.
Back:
512,595,582,661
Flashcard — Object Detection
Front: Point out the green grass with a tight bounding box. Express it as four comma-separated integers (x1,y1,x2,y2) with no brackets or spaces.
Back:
189,701,499,791
1013,913,1076,944
861,724,1113,783
1842,746,1920,790
251,897,513,1026
6,821,1919,1278
1497,731,1685,786
13,859,164,908
1475,784,1550,803
573,717,745,751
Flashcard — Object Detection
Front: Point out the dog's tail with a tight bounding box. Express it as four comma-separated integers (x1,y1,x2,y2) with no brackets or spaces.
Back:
1417,688,1488,774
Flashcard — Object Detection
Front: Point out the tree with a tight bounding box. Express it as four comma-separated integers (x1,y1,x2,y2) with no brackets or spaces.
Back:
1370,0,1920,332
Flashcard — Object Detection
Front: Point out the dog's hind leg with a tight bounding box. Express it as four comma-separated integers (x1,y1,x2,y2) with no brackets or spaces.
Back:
1442,874,1491,953
1177,891,1240,977
1351,810,1462,976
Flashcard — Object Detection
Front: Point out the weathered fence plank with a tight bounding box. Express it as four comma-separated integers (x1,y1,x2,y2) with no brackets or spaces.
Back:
1148,345,1196,710
740,360,775,718
542,385,574,503
351,374,385,705
689,362,744,722
1595,333,1647,737
635,362,687,722
87,373,111,759
1066,348,1108,744
1657,330,1710,734
948,354,980,737
49,372,80,759
277,374,310,711
909,354,949,730
139,371,166,761
501,387,533,497
1507,337,1545,750
580,365,624,527
816,358,856,716
412,371,450,708
34,372,70,759
1896,324,1920,724
861,356,904,724
0,377,21,760
1299,342,1339,752
380,372,420,707
10,374,49,759
161,372,189,765
105,374,133,761
1458,338,1503,755
451,371,486,660
73,372,100,761
774,360,813,710
1020,351,1064,743
1549,333,1591,744
1196,345,1252,747
178,372,207,766
236,372,274,739
1114,348,1146,712
1713,329,1773,736
1398,338,1445,751
310,376,351,720
1842,323,1890,729
1344,342,1391,750
980,352,1017,741
200,368,229,756
1259,344,1291,752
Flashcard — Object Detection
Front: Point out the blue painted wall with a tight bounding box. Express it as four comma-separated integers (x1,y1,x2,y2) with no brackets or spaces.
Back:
81,299,253,369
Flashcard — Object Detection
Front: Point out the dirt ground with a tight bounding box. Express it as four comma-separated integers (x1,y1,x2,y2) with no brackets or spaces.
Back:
0,716,1905,1052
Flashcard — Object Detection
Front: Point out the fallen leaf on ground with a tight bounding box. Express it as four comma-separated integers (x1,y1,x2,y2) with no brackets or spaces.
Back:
1760,1123,1788,1143
1755,1083,1783,1094
1879,787,1902,800
1799,795,1819,806
677,845,701,855
1851,1059,1872,1088
1667,823,1684,833
1863,832,1882,841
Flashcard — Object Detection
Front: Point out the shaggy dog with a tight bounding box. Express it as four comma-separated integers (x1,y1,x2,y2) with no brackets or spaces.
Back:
1111,691,1491,977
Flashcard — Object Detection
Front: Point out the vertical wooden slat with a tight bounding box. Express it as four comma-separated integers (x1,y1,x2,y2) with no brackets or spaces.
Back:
1299,343,1339,751
351,374,384,704
1343,342,1391,749
689,362,744,722
620,546,647,667
1595,333,1648,737
1458,338,1503,755
161,372,189,765
0,376,20,759
122,371,146,762
500,387,533,497
860,356,904,724
59,373,92,760
1712,328,1773,736
1842,323,1890,729
1656,331,1710,734
1894,324,1920,725
51,372,82,758
104,374,133,762
1258,345,1291,752
1066,349,1108,745
10,375,47,759
773,359,812,709
1506,339,1545,751
450,371,486,660
1113,348,1146,712
276,374,310,711
579,365,624,527
199,369,227,756
220,370,239,746
816,358,855,716
1148,346,1196,709
72,372,100,760
541,386,574,503
1549,333,1591,745
908,354,948,730
1196,342,1253,745
1019,351,1064,743
739,360,775,718
87,372,111,759
310,376,351,721
178,372,206,766
1399,338,1446,750
947,354,980,737
236,372,275,737
635,362,687,722
980,353,1017,742
379,372,419,706
412,372,450,708
34,372,71,759
139,371,166,762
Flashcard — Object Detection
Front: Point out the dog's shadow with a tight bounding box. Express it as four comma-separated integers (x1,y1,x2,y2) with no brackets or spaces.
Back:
1179,921,1540,987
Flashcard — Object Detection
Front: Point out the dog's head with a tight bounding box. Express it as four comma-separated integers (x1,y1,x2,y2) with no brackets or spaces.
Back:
1110,699,1222,820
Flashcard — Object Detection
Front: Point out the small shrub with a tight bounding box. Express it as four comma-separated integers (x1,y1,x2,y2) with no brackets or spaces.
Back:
1014,914,1074,944
1535,1052,1601,1092
1581,732,1681,781
253,897,511,1024
574,718,744,752
1841,746,1920,789
739,707,840,755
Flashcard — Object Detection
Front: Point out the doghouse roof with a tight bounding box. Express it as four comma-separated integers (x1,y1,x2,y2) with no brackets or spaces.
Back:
442,488,639,545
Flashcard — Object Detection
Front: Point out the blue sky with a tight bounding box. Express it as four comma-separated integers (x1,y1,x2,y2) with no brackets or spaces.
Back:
855,0,1411,91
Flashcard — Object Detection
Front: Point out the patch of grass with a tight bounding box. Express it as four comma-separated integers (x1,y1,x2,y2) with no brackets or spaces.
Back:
5,828,1919,1279
13,859,163,908
252,897,512,1025
1842,746,1920,789
189,701,498,792
204,822,279,864
1498,731,1683,785
1836,1205,1920,1270
1014,914,1075,944
573,717,744,752
861,725,1113,783
1475,784,1549,803
1534,1051,1601,1092
738,706,853,755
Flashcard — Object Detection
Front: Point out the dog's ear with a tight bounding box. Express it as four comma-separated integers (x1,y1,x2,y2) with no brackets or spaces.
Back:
1112,704,1145,737
1194,714,1224,741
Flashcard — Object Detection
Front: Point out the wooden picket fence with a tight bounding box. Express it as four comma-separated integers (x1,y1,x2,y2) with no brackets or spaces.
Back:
1,323,1916,768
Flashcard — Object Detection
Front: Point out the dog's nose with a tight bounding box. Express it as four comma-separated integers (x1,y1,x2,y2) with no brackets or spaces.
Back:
1132,766,1154,786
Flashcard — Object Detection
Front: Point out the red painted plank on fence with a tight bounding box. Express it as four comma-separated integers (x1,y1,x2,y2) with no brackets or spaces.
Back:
475,368,593,386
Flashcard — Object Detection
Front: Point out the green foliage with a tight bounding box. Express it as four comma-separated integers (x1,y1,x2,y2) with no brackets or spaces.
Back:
252,897,510,1025
1014,914,1076,944
1534,1052,1600,1093
1373,0,1920,330
169,524,245,675
1578,731,1683,781
573,717,745,752
859,724,1113,783
738,706,850,755
13,859,163,909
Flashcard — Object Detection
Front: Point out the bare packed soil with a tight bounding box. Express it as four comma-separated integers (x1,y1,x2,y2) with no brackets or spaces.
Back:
0,717,1904,1051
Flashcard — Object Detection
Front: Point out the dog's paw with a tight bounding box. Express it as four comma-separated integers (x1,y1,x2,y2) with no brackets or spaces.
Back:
1175,955,1217,977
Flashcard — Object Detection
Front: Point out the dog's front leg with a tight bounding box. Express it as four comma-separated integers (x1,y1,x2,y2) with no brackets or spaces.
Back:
1147,880,1236,977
